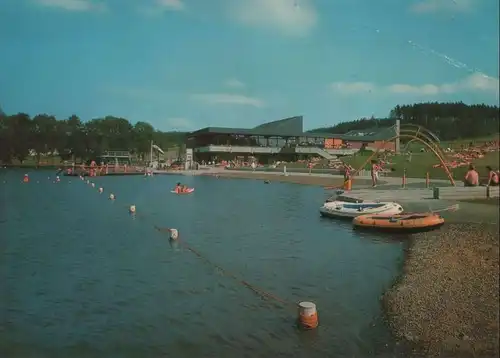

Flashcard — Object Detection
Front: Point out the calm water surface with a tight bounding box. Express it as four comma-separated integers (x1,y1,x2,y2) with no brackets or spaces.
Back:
1,169,408,357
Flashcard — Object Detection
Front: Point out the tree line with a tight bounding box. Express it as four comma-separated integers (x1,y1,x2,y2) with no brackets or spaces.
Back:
310,102,499,141
1,101,498,164
0,112,186,164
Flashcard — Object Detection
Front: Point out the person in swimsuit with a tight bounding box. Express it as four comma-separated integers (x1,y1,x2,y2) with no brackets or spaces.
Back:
370,160,379,187
343,163,351,182
486,166,499,186
463,164,479,187
174,182,182,193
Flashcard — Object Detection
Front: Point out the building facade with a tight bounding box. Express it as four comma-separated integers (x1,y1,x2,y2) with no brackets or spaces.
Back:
186,116,398,164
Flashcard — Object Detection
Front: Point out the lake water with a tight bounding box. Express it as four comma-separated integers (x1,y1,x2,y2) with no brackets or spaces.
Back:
1,169,408,358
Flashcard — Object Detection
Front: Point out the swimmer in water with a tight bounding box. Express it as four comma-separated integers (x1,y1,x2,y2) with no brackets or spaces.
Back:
174,182,182,193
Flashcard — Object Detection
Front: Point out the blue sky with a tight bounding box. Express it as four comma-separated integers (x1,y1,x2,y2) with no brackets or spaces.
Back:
0,0,498,131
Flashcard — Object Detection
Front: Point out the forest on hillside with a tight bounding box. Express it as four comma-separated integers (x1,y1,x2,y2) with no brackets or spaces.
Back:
310,102,499,140
0,112,186,164
0,102,498,163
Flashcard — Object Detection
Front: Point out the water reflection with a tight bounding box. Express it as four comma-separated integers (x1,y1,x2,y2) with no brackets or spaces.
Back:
355,229,412,244
169,239,180,251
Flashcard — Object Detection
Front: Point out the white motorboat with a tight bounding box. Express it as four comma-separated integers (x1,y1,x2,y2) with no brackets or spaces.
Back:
319,201,404,219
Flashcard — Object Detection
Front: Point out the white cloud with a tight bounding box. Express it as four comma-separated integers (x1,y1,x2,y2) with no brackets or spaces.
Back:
227,0,317,37
156,0,185,11
330,82,376,94
410,0,473,13
330,73,499,97
191,93,265,107
166,117,193,130
137,0,185,15
224,78,246,88
34,0,105,11
461,73,499,92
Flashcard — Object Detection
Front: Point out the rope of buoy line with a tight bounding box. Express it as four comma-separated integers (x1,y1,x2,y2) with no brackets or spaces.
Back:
154,226,297,309
78,176,300,309
76,175,320,330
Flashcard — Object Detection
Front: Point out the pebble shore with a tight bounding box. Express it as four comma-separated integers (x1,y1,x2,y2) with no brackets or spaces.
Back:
383,223,499,357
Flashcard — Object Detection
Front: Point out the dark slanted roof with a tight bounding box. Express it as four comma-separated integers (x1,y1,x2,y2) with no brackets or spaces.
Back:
341,126,397,141
187,116,307,137
253,115,303,134
187,117,397,141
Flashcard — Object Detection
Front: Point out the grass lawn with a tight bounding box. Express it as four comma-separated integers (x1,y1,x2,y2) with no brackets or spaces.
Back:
405,134,499,152
343,150,499,181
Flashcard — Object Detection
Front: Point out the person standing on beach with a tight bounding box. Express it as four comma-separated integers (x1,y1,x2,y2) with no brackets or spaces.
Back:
343,163,351,182
370,160,379,187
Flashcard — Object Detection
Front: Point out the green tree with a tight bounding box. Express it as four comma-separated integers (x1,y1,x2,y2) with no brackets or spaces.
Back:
311,102,499,141
0,111,12,163
31,114,58,164
7,113,32,163
133,121,154,160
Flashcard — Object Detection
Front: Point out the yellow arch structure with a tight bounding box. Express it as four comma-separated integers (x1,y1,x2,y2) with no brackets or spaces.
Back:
399,124,446,160
400,124,441,144
347,131,455,187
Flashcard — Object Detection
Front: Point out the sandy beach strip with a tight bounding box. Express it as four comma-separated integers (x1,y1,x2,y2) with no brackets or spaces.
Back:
200,170,378,187
383,223,499,357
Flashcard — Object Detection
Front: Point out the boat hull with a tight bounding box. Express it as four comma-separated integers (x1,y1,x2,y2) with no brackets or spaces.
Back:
171,188,195,194
352,213,445,233
319,201,403,219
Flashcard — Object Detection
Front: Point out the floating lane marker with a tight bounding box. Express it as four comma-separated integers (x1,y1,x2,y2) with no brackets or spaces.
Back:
81,176,319,331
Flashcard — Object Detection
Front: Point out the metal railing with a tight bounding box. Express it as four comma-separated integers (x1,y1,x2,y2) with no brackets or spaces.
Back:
101,151,131,158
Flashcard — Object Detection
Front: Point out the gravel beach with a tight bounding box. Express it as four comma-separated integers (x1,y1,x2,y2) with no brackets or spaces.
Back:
384,223,499,357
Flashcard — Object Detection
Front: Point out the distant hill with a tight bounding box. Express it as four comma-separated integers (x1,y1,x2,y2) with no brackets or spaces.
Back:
309,102,499,141
309,117,394,135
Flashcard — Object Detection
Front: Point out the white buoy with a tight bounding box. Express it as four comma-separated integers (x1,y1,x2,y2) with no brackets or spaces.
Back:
297,301,318,330
99,187,103,193
169,228,179,240
109,193,115,200
129,205,136,213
